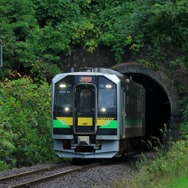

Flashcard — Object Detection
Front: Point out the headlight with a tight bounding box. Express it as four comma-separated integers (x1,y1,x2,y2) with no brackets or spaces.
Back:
101,107,106,112
105,84,112,88
64,107,70,112
59,84,66,88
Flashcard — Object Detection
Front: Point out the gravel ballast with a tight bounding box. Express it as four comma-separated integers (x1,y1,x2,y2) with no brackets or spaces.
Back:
0,161,137,188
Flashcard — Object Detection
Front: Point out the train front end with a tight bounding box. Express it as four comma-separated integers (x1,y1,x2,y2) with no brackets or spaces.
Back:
52,72,120,158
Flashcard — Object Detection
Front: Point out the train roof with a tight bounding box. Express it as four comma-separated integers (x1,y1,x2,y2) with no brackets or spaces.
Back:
78,67,124,78
53,67,127,83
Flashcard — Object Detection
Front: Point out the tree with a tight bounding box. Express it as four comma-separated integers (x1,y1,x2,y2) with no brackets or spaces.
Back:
0,78,58,168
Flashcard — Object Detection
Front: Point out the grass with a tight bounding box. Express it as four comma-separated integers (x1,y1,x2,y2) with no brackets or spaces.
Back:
167,176,188,188
113,137,188,188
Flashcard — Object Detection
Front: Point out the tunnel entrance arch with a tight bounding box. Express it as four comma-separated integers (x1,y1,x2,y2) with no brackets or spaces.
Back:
114,62,181,139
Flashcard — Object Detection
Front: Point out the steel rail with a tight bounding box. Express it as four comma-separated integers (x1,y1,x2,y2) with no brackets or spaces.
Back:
0,162,70,183
8,162,100,188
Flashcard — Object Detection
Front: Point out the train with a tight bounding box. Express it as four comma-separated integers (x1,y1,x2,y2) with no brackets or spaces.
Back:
52,67,145,158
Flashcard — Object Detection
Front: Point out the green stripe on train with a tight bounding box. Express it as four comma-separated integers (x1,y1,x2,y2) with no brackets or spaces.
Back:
99,120,117,129
53,119,118,129
53,119,70,128
125,118,142,126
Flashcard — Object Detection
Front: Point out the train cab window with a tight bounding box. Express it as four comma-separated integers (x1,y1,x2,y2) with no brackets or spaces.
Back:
98,77,116,116
54,77,73,116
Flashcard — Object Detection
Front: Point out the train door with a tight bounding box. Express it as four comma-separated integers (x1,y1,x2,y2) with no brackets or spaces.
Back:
74,84,97,134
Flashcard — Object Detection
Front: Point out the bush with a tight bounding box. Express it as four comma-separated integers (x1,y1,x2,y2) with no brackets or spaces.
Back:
124,126,188,188
0,77,59,170
0,122,16,171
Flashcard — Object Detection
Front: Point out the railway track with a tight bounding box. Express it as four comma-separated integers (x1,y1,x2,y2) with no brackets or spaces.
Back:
0,162,100,188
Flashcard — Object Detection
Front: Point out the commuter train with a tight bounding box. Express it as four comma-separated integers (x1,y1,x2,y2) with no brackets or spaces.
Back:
52,67,145,158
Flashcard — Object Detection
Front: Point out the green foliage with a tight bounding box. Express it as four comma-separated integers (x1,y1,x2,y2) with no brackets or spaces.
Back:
92,1,138,62
113,118,188,188
0,0,188,181
0,78,58,170
178,96,188,140
131,0,188,68
0,0,36,65
179,122,188,140
167,175,188,188
1,0,188,80
0,0,62,80
118,139,188,188
0,122,16,171
182,99,188,121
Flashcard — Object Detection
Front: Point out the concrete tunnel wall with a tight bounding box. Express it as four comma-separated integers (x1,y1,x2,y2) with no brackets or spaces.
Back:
114,62,181,139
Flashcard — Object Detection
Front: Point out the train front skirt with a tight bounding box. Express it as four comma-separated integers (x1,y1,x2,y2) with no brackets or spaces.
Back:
53,139,119,158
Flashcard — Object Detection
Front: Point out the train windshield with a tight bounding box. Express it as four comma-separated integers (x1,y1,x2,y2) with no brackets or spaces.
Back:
77,88,93,113
98,77,116,116
54,76,73,116
53,75,117,117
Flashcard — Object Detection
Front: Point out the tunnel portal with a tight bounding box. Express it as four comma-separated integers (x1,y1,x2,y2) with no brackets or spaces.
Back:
115,62,181,141
126,73,170,140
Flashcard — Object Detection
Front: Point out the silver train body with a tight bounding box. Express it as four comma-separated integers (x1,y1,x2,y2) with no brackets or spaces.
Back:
52,68,145,158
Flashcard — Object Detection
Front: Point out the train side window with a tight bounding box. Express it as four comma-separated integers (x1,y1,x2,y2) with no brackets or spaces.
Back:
137,95,141,113
126,96,129,104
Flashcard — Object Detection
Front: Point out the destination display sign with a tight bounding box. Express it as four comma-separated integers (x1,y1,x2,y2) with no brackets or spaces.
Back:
79,77,92,82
